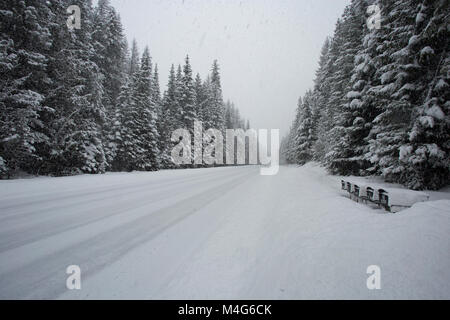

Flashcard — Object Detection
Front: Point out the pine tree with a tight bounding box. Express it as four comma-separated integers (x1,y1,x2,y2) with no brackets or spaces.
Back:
397,0,450,189
293,91,315,164
0,0,53,176
44,0,107,175
111,77,135,171
194,73,205,122
152,64,161,112
225,100,233,129
159,64,181,168
201,75,214,129
93,0,126,109
175,64,184,124
132,47,160,170
180,55,197,132
284,97,302,164
335,5,379,176
92,0,127,167
166,64,182,129
365,0,422,184
325,0,369,175
128,39,140,77
312,38,332,161
210,60,225,131
153,64,167,165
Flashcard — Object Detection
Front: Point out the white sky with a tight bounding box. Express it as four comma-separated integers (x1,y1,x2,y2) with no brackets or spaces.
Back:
109,0,351,135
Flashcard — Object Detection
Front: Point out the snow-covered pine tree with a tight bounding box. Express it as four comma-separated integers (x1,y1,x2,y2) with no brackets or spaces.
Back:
128,39,140,78
332,1,381,177
152,64,161,115
159,95,174,169
180,55,197,132
201,75,214,129
210,60,225,131
224,99,248,164
111,76,136,171
397,0,450,189
92,0,127,110
44,0,107,175
314,38,341,164
132,47,160,170
325,0,370,175
0,0,53,176
224,101,233,129
175,64,184,123
365,0,422,184
115,48,142,172
92,0,127,168
318,19,349,172
283,125,296,164
153,63,167,166
194,73,205,123
200,61,225,165
159,64,182,168
284,97,302,164
168,64,182,127
182,56,199,166
311,38,331,161
293,91,315,165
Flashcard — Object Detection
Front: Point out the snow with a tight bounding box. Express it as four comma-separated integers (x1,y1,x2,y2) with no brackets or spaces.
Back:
399,83,416,92
382,188,428,207
408,35,420,47
420,46,434,57
399,145,413,161
434,79,448,91
426,105,445,120
419,115,434,128
352,79,366,91
350,99,362,109
0,164,449,299
381,71,395,84
415,11,426,24
346,91,361,99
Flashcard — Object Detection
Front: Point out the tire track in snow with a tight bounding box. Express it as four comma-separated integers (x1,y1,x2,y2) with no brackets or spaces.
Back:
0,168,251,252
0,167,258,299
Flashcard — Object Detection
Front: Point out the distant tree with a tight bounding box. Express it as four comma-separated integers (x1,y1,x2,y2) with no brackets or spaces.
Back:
210,60,225,131
180,55,197,133
132,47,160,170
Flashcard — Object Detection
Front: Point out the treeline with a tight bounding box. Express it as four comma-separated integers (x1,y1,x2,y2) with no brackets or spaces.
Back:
0,0,249,178
282,0,449,190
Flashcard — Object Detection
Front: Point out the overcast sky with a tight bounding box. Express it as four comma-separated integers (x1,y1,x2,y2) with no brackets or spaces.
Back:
109,0,351,135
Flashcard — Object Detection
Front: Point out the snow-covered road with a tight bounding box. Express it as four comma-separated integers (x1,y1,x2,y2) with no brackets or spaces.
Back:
0,165,449,299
